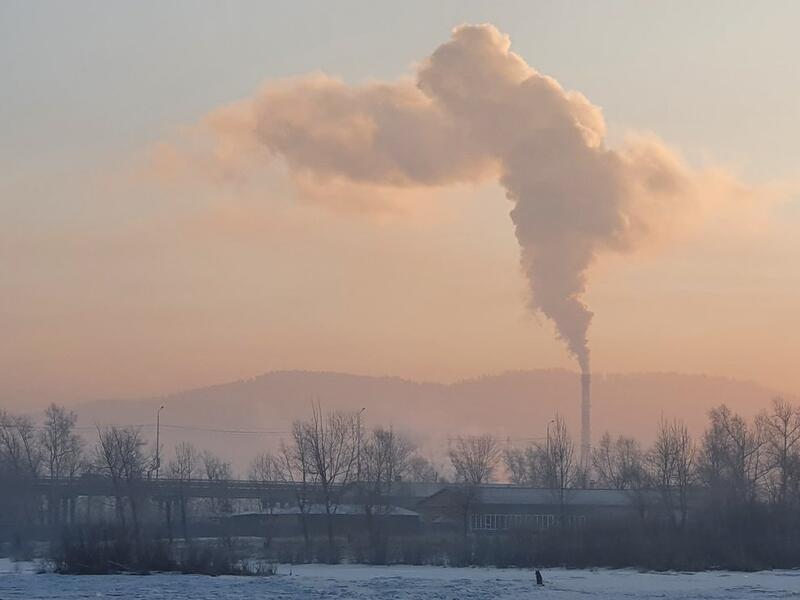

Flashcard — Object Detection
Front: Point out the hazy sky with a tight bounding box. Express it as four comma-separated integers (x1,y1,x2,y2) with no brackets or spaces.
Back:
2,1,799,407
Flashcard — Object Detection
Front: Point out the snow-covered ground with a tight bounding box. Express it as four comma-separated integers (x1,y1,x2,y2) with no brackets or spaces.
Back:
0,559,798,599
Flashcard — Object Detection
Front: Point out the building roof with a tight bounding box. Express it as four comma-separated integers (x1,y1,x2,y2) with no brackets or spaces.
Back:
388,481,450,499
229,504,420,518
339,481,449,501
476,486,634,507
417,485,640,508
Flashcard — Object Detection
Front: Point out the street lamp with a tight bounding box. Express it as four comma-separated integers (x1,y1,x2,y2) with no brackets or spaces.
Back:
546,418,555,453
357,407,366,481
155,404,165,479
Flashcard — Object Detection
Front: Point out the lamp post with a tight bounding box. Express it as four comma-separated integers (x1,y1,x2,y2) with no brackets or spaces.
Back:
546,418,556,490
357,407,366,481
155,404,165,479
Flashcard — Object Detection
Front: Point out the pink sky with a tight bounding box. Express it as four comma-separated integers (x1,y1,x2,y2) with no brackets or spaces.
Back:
2,8,799,409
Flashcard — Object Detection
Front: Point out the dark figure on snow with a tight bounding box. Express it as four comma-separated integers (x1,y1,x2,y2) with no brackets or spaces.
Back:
535,570,543,586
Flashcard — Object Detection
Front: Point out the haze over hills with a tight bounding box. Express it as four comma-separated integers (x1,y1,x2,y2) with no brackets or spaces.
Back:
72,369,789,474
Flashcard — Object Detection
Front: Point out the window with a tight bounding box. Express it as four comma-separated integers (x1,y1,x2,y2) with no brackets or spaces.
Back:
470,513,563,531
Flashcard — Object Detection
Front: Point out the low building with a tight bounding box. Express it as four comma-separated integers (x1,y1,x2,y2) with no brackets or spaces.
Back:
416,486,643,533
221,503,421,537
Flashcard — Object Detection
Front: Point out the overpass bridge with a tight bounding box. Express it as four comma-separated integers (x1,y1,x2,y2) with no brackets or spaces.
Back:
1,476,447,507
0,476,447,537
3,476,324,504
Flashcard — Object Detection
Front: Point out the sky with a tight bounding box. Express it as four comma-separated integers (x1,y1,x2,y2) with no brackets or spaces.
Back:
1,1,799,408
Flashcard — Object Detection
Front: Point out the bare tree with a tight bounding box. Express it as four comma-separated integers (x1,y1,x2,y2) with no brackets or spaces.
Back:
592,432,645,490
0,411,43,478
38,404,84,525
672,421,695,527
407,455,441,483
246,451,283,546
761,398,800,507
167,441,200,481
359,427,415,559
201,450,233,515
166,441,200,540
279,427,317,553
448,434,500,536
94,425,149,539
698,405,768,507
0,410,44,527
448,434,500,485
361,427,414,489
290,404,359,558
40,404,84,480
249,451,284,511
503,446,528,485
697,408,728,493
647,418,695,528
249,451,282,483
542,415,579,515
201,450,232,481
504,444,547,486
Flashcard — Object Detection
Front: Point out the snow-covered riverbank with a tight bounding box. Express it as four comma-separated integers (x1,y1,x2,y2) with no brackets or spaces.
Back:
1,559,798,599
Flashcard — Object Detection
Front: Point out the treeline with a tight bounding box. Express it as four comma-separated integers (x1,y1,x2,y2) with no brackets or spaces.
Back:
437,399,800,525
496,399,800,569
510,400,800,517
0,402,444,569
2,398,800,570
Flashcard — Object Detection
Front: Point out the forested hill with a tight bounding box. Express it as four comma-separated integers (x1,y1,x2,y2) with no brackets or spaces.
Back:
72,370,786,472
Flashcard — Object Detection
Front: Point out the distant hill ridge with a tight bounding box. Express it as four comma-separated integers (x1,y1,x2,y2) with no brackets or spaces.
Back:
73,369,790,472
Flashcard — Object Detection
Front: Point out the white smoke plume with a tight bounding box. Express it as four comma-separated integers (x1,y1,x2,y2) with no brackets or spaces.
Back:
161,24,733,373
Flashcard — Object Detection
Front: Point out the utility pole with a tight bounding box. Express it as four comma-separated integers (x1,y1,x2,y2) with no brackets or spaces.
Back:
155,404,165,479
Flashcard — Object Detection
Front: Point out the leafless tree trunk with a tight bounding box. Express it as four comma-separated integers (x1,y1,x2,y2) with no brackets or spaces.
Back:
647,418,695,528
762,398,800,508
701,405,768,507
543,415,578,519
249,451,282,508
503,446,529,485
448,434,500,485
503,443,547,487
0,411,43,478
279,432,315,556
591,432,644,490
39,405,84,525
448,434,500,536
293,404,359,560
94,425,149,543
498,419,579,522
360,427,414,561
0,410,45,527
201,450,233,516
166,441,200,540
40,404,84,480
249,451,282,546
673,421,695,528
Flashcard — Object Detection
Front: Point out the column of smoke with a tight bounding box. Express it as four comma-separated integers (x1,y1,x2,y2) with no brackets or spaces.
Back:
187,24,703,455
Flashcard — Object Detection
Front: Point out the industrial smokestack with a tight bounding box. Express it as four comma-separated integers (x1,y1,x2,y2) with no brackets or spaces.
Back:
581,372,591,466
